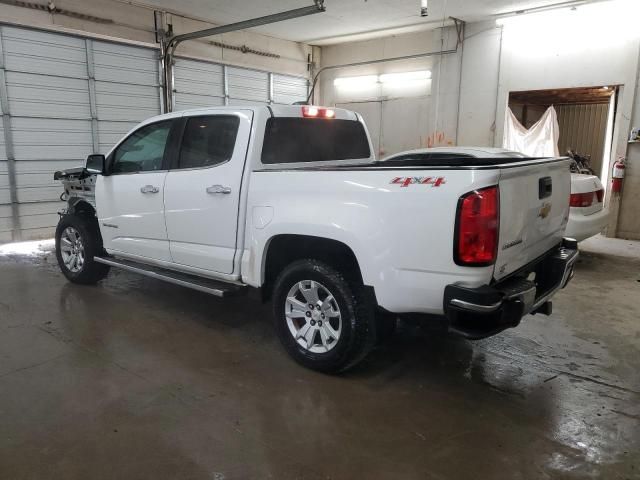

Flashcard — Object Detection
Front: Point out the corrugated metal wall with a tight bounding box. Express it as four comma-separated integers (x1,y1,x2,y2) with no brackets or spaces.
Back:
0,25,161,243
0,24,309,243
173,58,225,111
93,41,162,153
172,57,308,111
556,103,609,177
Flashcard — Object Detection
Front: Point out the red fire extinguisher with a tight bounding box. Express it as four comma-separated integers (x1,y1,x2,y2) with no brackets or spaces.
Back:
611,158,626,193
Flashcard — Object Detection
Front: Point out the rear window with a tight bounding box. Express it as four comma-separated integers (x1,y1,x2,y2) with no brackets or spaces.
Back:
261,118,371,164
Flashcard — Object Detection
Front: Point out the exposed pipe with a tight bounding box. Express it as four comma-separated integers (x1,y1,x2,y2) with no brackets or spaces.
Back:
453,20,465,144
306,17,464,105
161,1,326,112
492,25,504,147
306,49,457,105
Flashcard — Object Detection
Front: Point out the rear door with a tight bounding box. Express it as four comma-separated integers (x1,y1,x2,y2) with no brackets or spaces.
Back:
163,110,252,274
96,120,174,262
494,158,572,280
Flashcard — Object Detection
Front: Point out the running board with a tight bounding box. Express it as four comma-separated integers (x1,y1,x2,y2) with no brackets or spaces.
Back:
94,257,247,298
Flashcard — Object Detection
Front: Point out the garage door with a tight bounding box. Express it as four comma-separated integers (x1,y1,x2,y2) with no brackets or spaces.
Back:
0,116,11,243
172,57,308,111
0,25,161,242
173,58,225,111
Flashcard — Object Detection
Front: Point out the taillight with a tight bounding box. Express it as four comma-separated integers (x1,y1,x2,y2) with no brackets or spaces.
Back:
595,189,604,203
570,192,595,207
454,186,499,266
302,106,335,118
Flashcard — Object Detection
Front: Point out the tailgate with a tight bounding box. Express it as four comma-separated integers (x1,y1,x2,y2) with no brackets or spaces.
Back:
494,158,572,280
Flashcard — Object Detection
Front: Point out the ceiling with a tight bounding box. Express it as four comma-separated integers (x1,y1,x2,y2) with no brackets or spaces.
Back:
141,0,576,45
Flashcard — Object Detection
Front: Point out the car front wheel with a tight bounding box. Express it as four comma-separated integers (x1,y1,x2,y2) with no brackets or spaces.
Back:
55,214,110,284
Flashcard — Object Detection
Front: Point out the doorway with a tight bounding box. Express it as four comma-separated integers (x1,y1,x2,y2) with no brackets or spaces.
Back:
508,86,617,182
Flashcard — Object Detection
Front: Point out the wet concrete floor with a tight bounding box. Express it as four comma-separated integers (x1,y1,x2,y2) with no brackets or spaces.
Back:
0,237,638,479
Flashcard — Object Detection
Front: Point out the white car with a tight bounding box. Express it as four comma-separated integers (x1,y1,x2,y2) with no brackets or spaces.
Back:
383,147,608,242
53,108,577,372
565,172,609,241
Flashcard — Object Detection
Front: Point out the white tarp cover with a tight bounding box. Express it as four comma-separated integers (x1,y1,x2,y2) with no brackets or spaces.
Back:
503,106,560,157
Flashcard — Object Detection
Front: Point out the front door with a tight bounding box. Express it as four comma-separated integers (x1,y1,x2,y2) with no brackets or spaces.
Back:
163,111,252,274
96,119,174,262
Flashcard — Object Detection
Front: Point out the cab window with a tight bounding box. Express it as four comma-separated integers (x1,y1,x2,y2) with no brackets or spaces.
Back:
111,121,172,174
261,118,370,164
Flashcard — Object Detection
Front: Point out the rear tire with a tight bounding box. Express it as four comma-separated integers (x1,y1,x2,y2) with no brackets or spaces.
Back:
272,259,376,373
55,214,110,285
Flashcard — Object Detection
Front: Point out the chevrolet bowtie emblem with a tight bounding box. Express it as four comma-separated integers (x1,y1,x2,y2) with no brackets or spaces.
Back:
538,203,552,219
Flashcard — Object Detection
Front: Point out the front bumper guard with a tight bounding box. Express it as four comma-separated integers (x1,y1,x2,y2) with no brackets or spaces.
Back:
444,238,579,339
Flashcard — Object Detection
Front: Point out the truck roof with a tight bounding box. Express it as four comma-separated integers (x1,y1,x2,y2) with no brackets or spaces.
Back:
137,104,360,129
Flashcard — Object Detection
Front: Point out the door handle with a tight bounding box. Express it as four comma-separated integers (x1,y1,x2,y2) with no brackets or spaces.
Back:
140,185,160,194
206,185,232,195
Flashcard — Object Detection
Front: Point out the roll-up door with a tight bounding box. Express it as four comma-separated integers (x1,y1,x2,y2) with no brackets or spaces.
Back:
173,58,224,111
0,117,10,243
0,26,92,241
227,67,269,106
172,57,308,109
0,25,161,242
273,74,308,105
92,41,161,154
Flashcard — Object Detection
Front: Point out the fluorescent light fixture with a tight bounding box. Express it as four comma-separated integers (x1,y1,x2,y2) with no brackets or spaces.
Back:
496,0,640,26
333,70,431,89
379,70,431,83
496,0,640,53
333,75,378,87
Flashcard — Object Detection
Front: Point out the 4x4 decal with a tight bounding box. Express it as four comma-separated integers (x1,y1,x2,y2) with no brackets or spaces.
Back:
390,176,446,188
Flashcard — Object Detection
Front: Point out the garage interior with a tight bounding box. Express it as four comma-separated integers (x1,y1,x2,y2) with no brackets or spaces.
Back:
1,0,639,478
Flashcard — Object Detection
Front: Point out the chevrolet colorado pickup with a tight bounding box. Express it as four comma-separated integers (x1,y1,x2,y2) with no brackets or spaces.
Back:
53,105,578,372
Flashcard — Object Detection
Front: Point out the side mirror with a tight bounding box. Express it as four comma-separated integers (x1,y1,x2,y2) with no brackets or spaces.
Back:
86,154,106,175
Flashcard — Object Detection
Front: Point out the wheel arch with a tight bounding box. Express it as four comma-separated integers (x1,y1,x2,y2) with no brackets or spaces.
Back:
261,234,366,302
67,198,96,218
60,200,104,249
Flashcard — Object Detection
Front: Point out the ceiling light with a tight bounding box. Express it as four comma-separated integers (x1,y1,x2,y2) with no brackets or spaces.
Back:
495,0,640,52
379,70,431,83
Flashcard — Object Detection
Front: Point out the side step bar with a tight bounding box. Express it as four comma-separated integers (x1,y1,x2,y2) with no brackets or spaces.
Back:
94,257,247,298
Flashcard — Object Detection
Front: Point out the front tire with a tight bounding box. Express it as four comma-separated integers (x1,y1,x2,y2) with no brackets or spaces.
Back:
272,259,376,373
55,214,110,284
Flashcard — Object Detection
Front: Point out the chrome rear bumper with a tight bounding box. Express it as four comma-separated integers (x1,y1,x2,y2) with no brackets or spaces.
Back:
444,238,579,339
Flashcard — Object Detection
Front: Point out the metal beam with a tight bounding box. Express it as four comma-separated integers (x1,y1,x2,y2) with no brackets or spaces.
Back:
161,1,325,111
168,3,325,51
85,39,100,154
223,64,229,106
0,26,21,241
268,72,274,104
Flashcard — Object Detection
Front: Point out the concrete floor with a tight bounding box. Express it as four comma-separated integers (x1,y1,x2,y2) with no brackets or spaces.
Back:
0,236,638,480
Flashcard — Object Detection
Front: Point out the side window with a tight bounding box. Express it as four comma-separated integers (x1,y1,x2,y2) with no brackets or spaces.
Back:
177,116,240,169
112,121,172,174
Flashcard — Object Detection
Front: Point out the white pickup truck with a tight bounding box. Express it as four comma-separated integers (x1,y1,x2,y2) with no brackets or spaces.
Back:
53,105,578,372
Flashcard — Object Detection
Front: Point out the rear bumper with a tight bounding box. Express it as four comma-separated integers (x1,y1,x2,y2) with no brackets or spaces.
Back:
444,238,579,339
565,207,609,242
